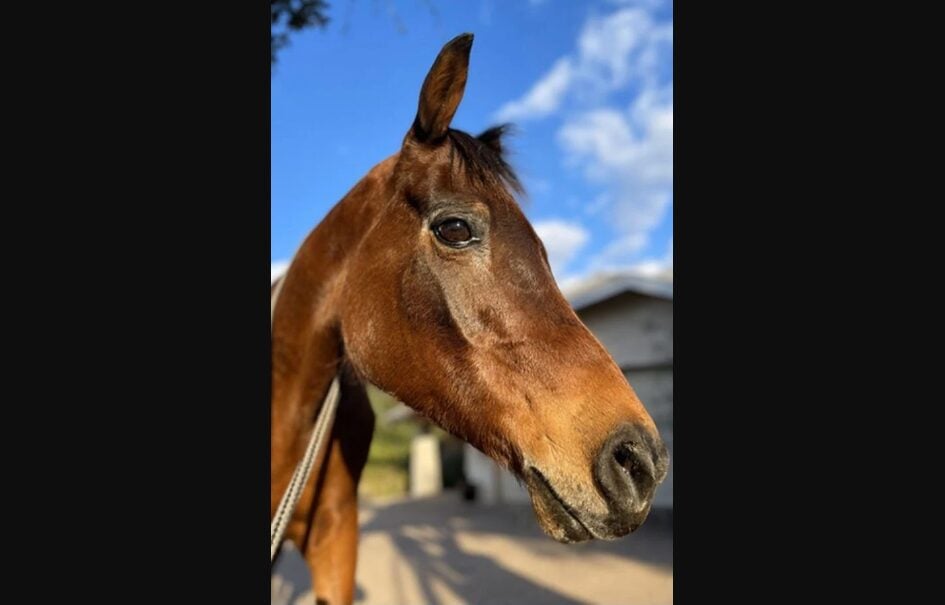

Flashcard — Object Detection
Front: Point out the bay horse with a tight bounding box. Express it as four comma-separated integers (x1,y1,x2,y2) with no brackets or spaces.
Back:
271,33,670,605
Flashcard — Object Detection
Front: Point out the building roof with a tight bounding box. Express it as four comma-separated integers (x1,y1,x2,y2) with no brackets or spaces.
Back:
561,271,673,311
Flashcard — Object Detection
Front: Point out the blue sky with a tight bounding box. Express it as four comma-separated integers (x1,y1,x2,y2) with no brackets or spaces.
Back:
272,0,673,285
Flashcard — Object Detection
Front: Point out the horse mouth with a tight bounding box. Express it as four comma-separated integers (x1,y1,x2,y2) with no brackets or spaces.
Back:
526,468,593,543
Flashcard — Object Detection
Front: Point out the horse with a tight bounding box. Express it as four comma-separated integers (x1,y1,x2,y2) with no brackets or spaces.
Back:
271,32,670,605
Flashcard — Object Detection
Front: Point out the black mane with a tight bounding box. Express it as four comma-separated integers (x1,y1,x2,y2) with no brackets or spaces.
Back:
446,125,524,195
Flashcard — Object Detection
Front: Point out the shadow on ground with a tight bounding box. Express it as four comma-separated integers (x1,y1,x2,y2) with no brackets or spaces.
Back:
273,492,673,605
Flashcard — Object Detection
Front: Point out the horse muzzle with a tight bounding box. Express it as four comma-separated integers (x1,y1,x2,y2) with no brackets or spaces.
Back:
525,422,669,543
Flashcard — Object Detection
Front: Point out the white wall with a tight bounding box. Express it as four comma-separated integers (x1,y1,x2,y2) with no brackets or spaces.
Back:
579,294,673,369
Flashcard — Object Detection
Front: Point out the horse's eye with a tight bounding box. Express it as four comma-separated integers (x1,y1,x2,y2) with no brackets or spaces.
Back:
434,219,475,246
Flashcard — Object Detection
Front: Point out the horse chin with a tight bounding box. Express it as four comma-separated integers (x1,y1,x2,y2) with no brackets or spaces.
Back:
524,468,595,544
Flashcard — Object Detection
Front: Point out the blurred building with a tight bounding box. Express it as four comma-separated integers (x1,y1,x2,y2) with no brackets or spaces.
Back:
464,271,674,509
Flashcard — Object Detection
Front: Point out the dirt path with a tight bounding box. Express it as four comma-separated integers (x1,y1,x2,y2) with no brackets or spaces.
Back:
272,493,673,605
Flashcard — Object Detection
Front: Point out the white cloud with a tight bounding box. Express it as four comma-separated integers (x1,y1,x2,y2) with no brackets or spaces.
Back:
532,220,590,278
560,83,672,263
589,233,649,264
271,260,289,284
627,260,669,277
494,4,672,277
576,8,671,92
495,58,574,123
624,236,673,280
560,109,634,179
494,8,671,122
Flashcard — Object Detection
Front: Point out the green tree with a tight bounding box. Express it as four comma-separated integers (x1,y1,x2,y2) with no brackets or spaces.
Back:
271,0,330,65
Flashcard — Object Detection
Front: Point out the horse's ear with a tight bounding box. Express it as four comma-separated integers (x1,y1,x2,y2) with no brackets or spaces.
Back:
411,33,474,144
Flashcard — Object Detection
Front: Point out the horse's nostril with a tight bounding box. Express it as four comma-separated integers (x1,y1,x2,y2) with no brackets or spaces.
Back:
613,443,631,468
597,425,665,509
613,443,646,482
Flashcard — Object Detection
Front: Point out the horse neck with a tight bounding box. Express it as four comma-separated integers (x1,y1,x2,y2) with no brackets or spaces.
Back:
271,155,396,445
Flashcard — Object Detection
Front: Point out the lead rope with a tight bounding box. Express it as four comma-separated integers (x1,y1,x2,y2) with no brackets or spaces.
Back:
270,272,342,563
